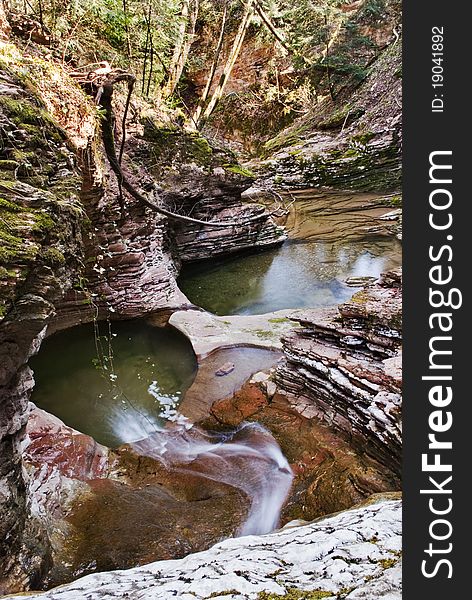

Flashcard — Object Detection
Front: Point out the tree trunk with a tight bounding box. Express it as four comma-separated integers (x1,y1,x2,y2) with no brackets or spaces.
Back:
122,0,132,60
324,14,335,102
254,1,290,53
200,0,254,123
141,1,152,94
0,1,11,39
162,0,199,98
146,40,154,96
192,1,228,128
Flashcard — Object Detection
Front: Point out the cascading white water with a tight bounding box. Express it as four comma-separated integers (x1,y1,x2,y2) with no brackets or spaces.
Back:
109,408,293,536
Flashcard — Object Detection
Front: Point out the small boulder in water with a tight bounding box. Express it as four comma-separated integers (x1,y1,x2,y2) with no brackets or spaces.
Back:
215,362,235,376
345,275,377,287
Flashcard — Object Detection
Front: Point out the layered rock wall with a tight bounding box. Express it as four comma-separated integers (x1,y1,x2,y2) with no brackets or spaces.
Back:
0,71,85,592
129,125,286,263
276,269,402,477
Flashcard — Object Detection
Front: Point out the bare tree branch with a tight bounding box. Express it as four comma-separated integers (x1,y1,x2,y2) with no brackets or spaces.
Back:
94,69,277,229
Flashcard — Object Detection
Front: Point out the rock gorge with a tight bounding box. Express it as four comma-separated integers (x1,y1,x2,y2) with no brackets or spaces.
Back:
0,66,285,591
1,1,402,598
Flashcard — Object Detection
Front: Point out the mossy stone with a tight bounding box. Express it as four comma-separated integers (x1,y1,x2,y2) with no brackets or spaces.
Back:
257,589,334,599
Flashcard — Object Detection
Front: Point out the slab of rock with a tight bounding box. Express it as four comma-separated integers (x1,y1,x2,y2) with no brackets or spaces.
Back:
168,309,300,359
215,362,235,376
8,496,401,600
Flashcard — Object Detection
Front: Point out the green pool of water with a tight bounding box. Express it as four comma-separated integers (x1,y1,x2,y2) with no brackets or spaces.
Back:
179,236,402,316
179,191,402,315
30,321,197,447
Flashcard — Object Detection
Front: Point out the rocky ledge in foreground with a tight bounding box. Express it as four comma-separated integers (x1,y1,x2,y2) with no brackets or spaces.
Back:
6,495,401,600
276,269,402,478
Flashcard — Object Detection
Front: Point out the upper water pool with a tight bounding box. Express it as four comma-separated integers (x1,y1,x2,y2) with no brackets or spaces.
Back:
178,190,402,315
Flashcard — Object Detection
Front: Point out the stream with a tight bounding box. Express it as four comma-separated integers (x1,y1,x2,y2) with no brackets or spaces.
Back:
30,190,401,545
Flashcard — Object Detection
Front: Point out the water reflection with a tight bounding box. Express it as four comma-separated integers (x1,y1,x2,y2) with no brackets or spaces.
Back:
179,236,401,315
179,191,402,315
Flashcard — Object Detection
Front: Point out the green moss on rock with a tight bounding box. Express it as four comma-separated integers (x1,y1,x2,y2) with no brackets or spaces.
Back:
0,72,86,321
351,131,376,145
31,211,55,235
39,247,66,266
0,196,21,212
0,160,19,171
144,124,214,166
383,194,402,207
378,557,398,569
0,96,43,125
223,164,255,178
258,589,334,599
318,106,365,130
263,122,310,156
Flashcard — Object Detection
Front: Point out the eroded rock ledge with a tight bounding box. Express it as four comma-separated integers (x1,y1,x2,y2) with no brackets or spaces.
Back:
6,496,401,600
276,269,402,477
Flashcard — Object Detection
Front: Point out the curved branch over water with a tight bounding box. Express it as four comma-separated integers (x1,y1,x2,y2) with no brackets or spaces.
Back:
94,69,278,228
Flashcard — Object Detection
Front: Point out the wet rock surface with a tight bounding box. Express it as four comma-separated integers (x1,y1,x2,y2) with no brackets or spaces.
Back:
21,406,250,589
207,379,398,522
168,309,299,358
6,496,401,600
276,269,402,477
179,346,282,423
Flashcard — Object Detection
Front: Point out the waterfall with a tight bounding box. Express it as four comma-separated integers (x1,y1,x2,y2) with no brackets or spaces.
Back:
110,409,293,536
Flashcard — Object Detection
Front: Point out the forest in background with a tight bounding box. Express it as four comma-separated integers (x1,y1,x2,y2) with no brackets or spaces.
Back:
2,0,400,153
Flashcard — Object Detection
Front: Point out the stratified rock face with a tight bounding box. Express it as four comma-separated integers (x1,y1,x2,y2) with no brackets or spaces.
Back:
52,172,188,332
170,194,287,263
276,269,402,477
256,38,402,192
131,125,286,263
0,71,86,593
6,497,401,600
54,123,286,329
